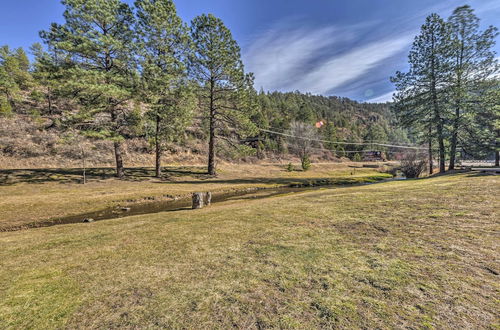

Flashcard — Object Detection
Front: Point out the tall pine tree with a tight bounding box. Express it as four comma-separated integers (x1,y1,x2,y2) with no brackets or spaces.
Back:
392,14,452,172
190,14,257,176
447,5,499,169
135,0,194,178
41,0,138,178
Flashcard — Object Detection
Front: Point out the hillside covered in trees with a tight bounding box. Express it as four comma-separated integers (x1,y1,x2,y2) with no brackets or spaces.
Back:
0,0,410,174
0,67,407,168
0,0,497,176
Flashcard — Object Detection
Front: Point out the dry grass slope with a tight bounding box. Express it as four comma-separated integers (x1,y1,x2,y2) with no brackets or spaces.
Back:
0,172,498,328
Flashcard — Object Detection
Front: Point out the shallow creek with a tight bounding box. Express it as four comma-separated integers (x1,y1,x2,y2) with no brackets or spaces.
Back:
5,177,406,231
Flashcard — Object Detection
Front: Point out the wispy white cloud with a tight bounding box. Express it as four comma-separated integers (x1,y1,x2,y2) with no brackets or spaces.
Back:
243,20,413,97
243,21,376,92
366,90,395,103
242,0,499,101
243,25,339,91
291,35,412,95
468,0,500,14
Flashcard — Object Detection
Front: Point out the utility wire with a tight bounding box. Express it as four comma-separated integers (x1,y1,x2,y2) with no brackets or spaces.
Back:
265,126,418,146
259,128,426,150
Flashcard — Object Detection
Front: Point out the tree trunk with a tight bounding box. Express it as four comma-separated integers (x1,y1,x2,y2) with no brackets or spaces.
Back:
448,106,460,171
449,37,465,171
208,114,216,175
449,88,462,170
449,125,458,170
430,51,446,172
155,115,162,178
428,30,446,174
436,122,446,173
208,78,216,176
496,150,499,167
114,141,125,179
47,87,53,115
81,146,86,184
428,125,433,175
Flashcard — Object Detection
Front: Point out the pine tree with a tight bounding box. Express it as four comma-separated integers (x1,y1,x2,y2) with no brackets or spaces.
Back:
447,5,499,169
41,0,138,178
0,49,18,114
190,14,257,175
30,42,68,116
0,65,15,115
461,80,499,163
392,14,452,173
135,0,194,178
0,46,32,113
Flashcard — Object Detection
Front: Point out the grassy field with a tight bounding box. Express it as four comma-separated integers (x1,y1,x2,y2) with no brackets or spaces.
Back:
0,163,390,230
0,171,498,328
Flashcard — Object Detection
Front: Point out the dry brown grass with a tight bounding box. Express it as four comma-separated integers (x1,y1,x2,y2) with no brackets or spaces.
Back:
0,163,389,229
0,172,498,328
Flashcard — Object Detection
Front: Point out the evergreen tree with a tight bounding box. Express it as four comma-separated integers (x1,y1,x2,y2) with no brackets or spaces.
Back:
0,46,32,113
322,121,338,152
190,14,257,175
135,0,194,178
297,102,315,122
447,5,499,169
41,0,138,178
392,14,452,173
30,42,68,116
0,52,18,114
461,80,499,163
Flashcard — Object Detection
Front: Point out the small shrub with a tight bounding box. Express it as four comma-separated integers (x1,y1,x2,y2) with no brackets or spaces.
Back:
286,162,294,172
301,155,311,171
352,153,362,162
0,97,12,116
380,165,400,177
400,152,427,178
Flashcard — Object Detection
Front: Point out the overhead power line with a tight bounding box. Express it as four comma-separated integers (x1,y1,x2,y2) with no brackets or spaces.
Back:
266,126,418,146
259,128,426,150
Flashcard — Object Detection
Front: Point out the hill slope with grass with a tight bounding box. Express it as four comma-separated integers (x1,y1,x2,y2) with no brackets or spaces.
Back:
0,89,410,169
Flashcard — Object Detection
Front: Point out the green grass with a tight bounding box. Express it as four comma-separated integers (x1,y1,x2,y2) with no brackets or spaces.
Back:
0,172,498,328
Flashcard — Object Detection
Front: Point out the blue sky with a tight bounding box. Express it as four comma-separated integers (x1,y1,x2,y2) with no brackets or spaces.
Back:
1,0,499,102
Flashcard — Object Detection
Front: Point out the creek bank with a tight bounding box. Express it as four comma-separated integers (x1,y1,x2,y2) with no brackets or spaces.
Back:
3,174,398,232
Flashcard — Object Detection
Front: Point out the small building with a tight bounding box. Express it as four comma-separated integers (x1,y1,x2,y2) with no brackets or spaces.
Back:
363,151,386,161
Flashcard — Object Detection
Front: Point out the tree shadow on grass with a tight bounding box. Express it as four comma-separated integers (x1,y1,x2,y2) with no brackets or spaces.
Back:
0,166,211,186
464,171,499,178
0,165,389,187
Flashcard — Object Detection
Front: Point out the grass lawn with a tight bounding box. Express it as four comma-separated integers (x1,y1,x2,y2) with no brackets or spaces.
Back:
0,171,498,328
0,163,390,230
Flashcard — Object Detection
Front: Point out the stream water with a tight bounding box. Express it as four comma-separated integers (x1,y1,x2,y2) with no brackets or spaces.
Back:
7,177,406,231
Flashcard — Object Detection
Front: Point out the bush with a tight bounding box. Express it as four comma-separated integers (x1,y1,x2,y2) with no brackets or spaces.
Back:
0,97,12,116
286,162,294,172
301,155,311,171
381,165,400,177
352,153,362,162
400,152,427,178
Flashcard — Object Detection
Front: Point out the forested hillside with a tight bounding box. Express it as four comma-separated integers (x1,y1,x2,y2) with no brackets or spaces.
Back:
0,59,407,168
253,92,409,158
0,0,497,175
